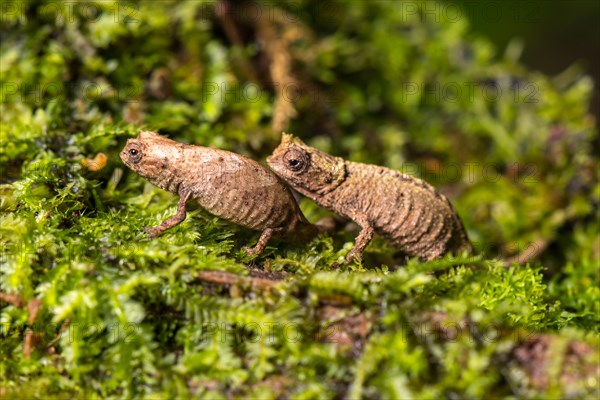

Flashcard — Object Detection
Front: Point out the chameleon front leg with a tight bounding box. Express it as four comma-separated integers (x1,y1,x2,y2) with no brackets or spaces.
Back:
243,227,286,257
346,223,375,264
144,191,191,239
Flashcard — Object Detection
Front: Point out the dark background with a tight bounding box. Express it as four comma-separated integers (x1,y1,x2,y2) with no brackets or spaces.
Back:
450,0,599,117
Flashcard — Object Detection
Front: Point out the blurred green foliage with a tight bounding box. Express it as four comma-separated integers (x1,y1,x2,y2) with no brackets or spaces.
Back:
1,0,598,398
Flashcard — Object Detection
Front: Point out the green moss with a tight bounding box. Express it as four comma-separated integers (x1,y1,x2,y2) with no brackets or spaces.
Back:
1,0,598,398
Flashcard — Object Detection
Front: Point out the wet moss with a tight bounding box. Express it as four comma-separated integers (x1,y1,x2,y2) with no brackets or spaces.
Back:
1,1,598,398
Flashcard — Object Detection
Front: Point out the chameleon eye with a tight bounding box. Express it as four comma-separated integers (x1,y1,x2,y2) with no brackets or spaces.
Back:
128,147,142,163
283,149,308,172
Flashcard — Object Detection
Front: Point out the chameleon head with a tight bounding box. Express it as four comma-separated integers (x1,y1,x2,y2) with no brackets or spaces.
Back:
120,131,182,183
267,133,346,196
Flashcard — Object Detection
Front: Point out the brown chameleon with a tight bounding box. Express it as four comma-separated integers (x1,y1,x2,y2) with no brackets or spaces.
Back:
120,131,317,255
267,133,473,263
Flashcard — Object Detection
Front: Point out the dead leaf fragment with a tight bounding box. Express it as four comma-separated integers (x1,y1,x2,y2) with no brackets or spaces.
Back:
81,153,108,171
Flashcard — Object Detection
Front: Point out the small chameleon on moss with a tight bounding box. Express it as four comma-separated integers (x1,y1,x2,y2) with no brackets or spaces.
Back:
120,131,317,256
267,133,473,263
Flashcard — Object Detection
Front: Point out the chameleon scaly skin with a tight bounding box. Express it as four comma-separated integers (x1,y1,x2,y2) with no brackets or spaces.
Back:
120,131,317,256
267,133,472,263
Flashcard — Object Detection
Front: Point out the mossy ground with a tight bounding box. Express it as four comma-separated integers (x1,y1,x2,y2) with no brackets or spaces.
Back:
1,1,598,398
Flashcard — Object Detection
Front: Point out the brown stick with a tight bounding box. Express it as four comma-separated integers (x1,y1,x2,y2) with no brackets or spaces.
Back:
196,270,279,290
503,238,549,267
0,292,24,307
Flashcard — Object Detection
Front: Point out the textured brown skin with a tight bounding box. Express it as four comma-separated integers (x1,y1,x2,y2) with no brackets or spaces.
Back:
120,131,317,256
267,133,473,263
